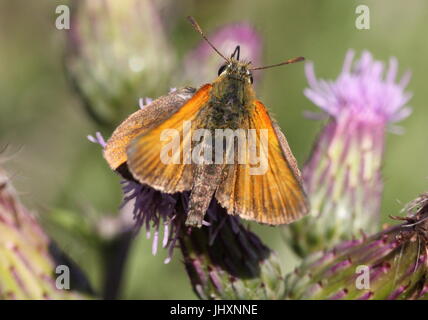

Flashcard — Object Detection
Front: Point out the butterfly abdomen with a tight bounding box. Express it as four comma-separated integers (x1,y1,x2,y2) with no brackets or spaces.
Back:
186,163,225,227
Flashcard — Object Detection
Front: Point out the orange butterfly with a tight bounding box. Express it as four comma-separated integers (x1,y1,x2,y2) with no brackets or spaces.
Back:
104,17,309,227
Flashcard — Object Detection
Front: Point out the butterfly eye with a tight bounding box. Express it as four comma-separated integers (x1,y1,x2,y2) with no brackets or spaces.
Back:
218,64,227,76
249,72,254,84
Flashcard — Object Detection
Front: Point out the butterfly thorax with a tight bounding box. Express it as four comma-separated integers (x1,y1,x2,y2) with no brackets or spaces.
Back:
207,60,256,130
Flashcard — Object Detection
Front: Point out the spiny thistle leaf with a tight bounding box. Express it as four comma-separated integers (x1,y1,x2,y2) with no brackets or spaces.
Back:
284,193,428,300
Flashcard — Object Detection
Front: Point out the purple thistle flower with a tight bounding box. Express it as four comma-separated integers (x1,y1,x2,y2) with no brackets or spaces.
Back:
87,132,106,148
114,178,244,264
88,130,178,263
120,180,184,264
304,50,412,124
118,179,249,264
284,50,413,256
138,97,153,110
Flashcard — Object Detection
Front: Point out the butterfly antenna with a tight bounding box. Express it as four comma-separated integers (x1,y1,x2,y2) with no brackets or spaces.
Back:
250,56,305,71
187,16,228,62
231,45,240,60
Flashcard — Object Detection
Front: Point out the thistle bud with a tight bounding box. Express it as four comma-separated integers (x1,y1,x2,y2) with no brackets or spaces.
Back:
65,0,176,128
0,166,87,299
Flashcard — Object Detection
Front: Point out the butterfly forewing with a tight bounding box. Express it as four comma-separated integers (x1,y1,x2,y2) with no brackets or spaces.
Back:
103,87,196,171
216,100,309,225
126,84,213,193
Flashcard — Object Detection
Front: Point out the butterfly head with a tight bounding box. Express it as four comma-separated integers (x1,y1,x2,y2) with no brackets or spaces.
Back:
217,45,254,84
187,16,304,87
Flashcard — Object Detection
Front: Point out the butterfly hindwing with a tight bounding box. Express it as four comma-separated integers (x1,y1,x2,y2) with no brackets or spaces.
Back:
216,100,309,224
126,84,213,193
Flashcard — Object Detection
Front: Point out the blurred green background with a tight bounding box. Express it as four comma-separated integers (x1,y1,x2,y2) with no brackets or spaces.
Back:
0,0,427,299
